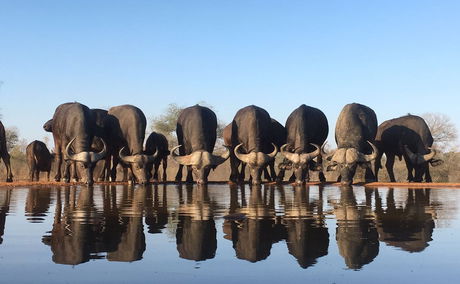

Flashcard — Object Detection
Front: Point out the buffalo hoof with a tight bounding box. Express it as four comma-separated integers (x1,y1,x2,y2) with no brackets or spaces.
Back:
6,177,13,183
319,173,326,183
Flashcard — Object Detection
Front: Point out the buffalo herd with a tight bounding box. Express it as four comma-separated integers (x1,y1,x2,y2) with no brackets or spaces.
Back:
0,102,442,186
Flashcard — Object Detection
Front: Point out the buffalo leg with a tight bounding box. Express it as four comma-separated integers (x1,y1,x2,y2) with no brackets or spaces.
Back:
175,165,183,182
110,155,118,182
153,159,161,182
54,152,63,182
385,154,396,182
317,155,326,182
229,155,240,183
186,165,193,183
29,161,36,182
63,160,72,183
276,167,285,183
425,166,432,182
1,152,13,182
374,152,383,182
304,168,310,182
47,170,51,182
71,161,79,182
239,163,246,183
289,172,296,182
318,171,326,183
263,167,272,182
145,160,153,182
162,157,167,182
403,158,415,182
364,163,376,182
122,167,129,182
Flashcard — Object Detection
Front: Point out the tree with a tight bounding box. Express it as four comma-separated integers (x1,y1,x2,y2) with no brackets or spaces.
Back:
150,103,183,143
422,112,458,152
5,127,19,152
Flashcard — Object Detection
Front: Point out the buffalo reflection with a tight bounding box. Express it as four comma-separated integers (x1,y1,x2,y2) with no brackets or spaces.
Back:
284,185,329,268
25,187,52,223
375,188,434,252
334,186,379,270
42,185,146,265
107,185,146,262
224,185,285,263
145,184,168,234
176,184,217,261
0,189,12,245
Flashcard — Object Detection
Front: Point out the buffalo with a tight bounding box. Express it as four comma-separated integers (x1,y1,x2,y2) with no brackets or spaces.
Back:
0,121,13,182
266,119,286,182
172,105,229,184
26,140,53,181
105,105,156,184
51,102,106,185
374,115,439,182
44,109,114,182
226,105,278,185
279,104,329,184
90,108,114,182
145,132,170,182
327,103,378,185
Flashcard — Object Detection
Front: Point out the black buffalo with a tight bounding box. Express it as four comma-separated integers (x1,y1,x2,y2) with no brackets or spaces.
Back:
144,132,170,182
90,108,113,182
0,121,13,182
224,118,284,184
105,105,156,184
51,102,106,185
172,105,229,184
228,105,278,185
374,115,438,182
44,109,113,182
328,103,378,185
265,119,286,182
26,140,53,181
279,104,328,184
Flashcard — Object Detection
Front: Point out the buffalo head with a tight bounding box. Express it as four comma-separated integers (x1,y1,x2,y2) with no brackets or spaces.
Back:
234,143,278,185
280,143,320,184
65,137,107,186
171,145,230,184
327,141,378,186
403,145,436,182
119,147,157,185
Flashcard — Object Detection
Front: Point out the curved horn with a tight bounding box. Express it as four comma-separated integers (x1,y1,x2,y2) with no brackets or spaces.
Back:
211,146,230,166
91,138,107,163
119,147,136,164
280,144,298,162
65,138,77,161
267,143,278,159
358,141,378,163
300,143,320,162
146,148,158,163
423,147,436,162
171,145,194,166
234,143,251,163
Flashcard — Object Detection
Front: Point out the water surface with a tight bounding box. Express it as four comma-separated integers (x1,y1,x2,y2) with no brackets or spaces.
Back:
0,184,459,283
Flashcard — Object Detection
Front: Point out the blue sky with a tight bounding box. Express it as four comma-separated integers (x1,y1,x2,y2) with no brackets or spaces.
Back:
1,0,459,147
